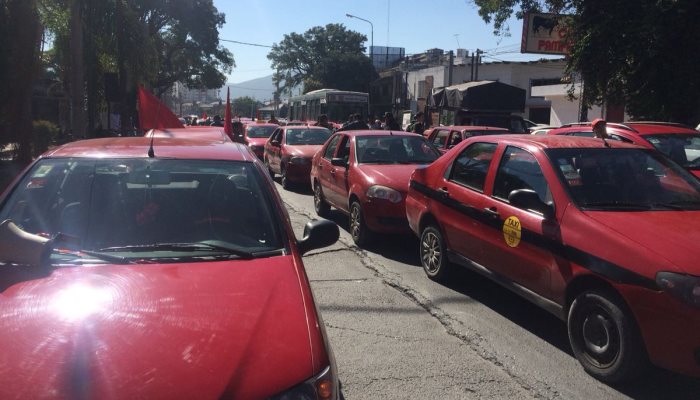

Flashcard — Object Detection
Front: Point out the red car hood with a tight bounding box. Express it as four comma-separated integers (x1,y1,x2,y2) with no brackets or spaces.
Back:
0,256,316,399
286,145,323,159
585,211,700,275
358,164,424,193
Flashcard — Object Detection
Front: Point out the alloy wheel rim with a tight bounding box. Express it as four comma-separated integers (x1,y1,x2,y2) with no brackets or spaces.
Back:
421,231,441,273
350,205,361,239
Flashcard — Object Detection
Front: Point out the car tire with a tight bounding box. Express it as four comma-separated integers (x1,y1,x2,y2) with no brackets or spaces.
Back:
280,165,291,190
314,182,331,217
264,157,274,178
349,201,372,246
567,290,649,383
420,225,451,282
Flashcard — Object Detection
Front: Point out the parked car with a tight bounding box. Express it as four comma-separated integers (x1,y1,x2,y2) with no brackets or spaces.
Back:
264,126,332,189
405,134,700,383
0,136,340,399
548,121,700,177
244,122,278,159
530,126,558,135
311,130,440,246
424,125,510,154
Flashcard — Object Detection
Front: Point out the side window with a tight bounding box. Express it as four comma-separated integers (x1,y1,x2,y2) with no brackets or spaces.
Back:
323,134,341,159
336,136,351,164
493,146,550,206
431,130,450,147
447,131,463,148
449,142,498,192
270,129,281,143
571,131,594,137
609,134,632,143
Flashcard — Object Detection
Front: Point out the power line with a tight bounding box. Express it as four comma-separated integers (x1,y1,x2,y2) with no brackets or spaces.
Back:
220,39,273,48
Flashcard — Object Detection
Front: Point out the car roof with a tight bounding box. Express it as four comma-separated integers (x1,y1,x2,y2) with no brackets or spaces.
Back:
553,122,698,136
246,123,278,128
146,127,231,142
435,125,510,131
44,136,255,161
340,129,426,138
283,125,329,130
471,134,643,150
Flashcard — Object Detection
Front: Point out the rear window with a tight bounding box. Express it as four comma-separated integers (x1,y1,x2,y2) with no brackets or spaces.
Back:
285,128,332,145
356,135,439,164
247,125,276,138
0,158,285,262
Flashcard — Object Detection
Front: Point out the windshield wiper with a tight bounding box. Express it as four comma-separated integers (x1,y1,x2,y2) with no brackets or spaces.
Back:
95,241,256,259
651,200,700,210
78,250,133,264
582,201,651,210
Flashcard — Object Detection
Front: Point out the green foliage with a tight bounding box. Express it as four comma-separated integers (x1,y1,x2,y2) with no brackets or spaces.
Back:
268,24,377,94
473,0,700,123
32,120,60,156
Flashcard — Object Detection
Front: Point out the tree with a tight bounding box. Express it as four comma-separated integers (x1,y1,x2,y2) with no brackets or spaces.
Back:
472,0,700,123
268,24,378,94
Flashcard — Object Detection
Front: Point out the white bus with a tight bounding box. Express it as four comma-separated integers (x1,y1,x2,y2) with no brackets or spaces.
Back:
288,89,369,123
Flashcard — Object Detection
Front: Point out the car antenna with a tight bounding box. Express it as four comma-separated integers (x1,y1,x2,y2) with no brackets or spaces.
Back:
147,90,163,158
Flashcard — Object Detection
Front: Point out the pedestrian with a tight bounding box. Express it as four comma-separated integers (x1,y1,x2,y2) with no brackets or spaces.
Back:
337,113,369,132
370,117,382,130
384,112,401,131
190,117,198,126
211,115,224,127
314,114,333,130
591,118,608,139
407,111,425,135
268,113,280,125
231,121,245,143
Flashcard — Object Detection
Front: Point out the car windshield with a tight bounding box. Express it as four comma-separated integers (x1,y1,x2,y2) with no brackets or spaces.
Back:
644,134,700,168
247,125,276,138
0,158,284,263
285,128,332,145
356,135,440,164
546,148,700,211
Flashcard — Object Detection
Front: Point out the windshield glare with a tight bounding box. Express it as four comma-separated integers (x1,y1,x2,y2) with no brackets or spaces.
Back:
644,134,700,168
285,128,331,145
0,158,284,262
356,136,440,164
247,125,276,138
546,148,700,211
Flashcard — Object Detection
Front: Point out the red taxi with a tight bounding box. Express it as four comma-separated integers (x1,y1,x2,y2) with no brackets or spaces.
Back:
0,137,340,399
425,125,510,153
244,122,278,159
405,135,700,382
311,130,439,246
548,122,700,177
264,125,332,189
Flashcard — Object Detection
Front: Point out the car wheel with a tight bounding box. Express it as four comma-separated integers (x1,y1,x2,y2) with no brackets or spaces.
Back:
420,225,451,282
264,158,274,178
314,182,331,217
280,165,291,190
567,290,649,383
349,201,371,246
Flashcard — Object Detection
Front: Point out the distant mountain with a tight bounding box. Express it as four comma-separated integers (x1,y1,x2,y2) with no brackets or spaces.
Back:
223,75,275,101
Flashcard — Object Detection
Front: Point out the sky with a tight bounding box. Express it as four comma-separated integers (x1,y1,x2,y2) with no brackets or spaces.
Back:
214,0,558,84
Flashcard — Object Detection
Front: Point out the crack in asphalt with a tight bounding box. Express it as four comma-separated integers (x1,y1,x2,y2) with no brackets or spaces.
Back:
304,247,354,257
326,323,427,342
284,200,559,399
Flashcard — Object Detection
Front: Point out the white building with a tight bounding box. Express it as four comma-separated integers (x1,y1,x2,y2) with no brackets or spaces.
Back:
405,57,569,125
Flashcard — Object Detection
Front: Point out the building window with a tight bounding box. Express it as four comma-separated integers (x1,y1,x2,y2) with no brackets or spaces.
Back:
418,80,426,99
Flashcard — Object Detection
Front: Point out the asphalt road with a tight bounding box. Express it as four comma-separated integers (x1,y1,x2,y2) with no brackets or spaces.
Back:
278,180,700,400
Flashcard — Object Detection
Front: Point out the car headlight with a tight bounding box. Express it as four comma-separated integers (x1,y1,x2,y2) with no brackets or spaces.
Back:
656,272,700,308
270,365,336,400
366,185,402,203
290,157,310,165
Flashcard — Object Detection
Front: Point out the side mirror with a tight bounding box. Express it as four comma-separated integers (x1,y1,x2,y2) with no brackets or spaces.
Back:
508,189,555,219
0,219,51,266
330,157,347,167
297,219,339,255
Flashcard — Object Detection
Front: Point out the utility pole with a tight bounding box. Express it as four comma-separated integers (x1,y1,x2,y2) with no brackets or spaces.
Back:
470,52,475,81
448,50,454,86
69,0,86,138
474,49,483,81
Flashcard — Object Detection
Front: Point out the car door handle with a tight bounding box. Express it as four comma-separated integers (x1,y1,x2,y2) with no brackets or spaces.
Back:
437,187,449,198
483,207,500,217
330,169,336,175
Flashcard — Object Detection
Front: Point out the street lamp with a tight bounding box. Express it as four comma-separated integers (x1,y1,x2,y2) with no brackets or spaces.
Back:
346,13,374,65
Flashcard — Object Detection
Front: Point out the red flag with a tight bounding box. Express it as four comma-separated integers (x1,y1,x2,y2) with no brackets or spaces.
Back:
224,87,233,138
202,111,208,120
138,86,184,129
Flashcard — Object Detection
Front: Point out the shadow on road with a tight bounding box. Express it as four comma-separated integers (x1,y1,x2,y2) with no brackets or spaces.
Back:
444,267,700,398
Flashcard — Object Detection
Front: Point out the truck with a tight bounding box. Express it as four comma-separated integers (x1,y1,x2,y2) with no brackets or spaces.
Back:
426,80,528,133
